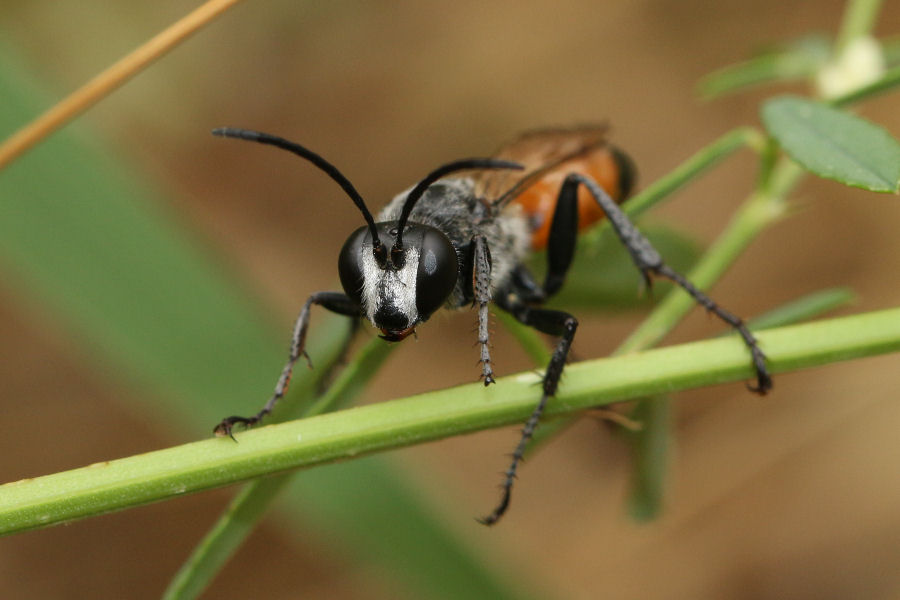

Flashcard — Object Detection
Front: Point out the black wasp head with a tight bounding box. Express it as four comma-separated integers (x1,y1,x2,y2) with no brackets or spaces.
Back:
338,157,522,341
338,221,458,341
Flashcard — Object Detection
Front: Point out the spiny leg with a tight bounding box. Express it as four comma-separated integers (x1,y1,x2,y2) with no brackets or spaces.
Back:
481,295,578,525
471,235,496,385
652,264,770,392
478,190,585,524
214,291,360,439
560,172,772,393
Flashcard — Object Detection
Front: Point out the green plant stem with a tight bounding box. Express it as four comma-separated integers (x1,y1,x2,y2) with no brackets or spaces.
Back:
2,306,899,537
620,127,763,221
831,65,900,107
835,0,883,53
625,285,856,521
611,8,898,521
163,336,393,600
162,476,288,600
626,396,671,521
619,159,802,354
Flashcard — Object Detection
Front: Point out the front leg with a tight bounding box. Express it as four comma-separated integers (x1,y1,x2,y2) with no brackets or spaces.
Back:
471,235,496,385
214,291,360,439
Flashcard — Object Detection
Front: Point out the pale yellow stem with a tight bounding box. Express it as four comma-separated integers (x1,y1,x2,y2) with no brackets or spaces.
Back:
0,0,243,170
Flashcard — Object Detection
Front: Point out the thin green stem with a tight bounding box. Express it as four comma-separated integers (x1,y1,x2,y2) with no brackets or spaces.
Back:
162,476,290,600
3,307,899,537
835,0,883,53
831,65,900,107
621,127,763,221
305,336,396,417
624,284,856,521
618,158,801,354
163,336,393,600
626,396,671,521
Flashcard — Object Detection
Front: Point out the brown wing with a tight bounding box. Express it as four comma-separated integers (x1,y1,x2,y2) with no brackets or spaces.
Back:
473,124,610,207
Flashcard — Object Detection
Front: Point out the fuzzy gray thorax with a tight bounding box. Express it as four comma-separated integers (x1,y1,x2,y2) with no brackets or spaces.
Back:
376,178,530,310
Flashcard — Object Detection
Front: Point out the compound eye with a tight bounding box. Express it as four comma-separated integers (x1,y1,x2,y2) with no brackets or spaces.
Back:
338,226,369,305
415,228,458,321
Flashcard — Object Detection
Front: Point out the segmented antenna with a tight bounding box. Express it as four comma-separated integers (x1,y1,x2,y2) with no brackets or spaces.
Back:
394,158,523,253
212,127,384,260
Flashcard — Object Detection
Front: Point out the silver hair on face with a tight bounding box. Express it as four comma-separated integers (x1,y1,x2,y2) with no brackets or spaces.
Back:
360,241,420,328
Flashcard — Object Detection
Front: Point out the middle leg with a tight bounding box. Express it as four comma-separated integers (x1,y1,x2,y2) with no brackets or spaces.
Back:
481,291,578,525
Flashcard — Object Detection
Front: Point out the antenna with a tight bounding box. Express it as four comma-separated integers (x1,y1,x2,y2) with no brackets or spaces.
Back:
212,127,385,261
393,158,523,254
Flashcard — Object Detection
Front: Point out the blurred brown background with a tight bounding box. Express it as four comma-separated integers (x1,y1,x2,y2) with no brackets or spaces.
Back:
2,1,900,598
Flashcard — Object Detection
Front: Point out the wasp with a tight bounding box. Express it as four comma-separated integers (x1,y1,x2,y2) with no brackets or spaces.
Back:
212,126,771,525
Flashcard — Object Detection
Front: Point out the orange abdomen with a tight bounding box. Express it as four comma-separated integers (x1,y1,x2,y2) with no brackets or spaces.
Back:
513,147,634,249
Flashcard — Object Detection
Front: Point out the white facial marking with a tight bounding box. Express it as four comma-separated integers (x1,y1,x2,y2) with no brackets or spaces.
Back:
360,244,420,328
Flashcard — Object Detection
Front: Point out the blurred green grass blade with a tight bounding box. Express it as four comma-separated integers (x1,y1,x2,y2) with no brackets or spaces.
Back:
626,397,671,522
762,95,900,192
748,287,857,330
289,458,540,600
0,48,526,600
181,460,517,600
163,476,291,600
165,336,396,600
698,34,831,100
0,87,279,423
883,35,900,65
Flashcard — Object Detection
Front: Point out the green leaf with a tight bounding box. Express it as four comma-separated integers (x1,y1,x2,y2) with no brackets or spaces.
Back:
698,34,831,100
761,95,900,192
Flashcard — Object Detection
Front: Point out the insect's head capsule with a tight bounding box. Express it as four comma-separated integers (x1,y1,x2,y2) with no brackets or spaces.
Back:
338,222,458,340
